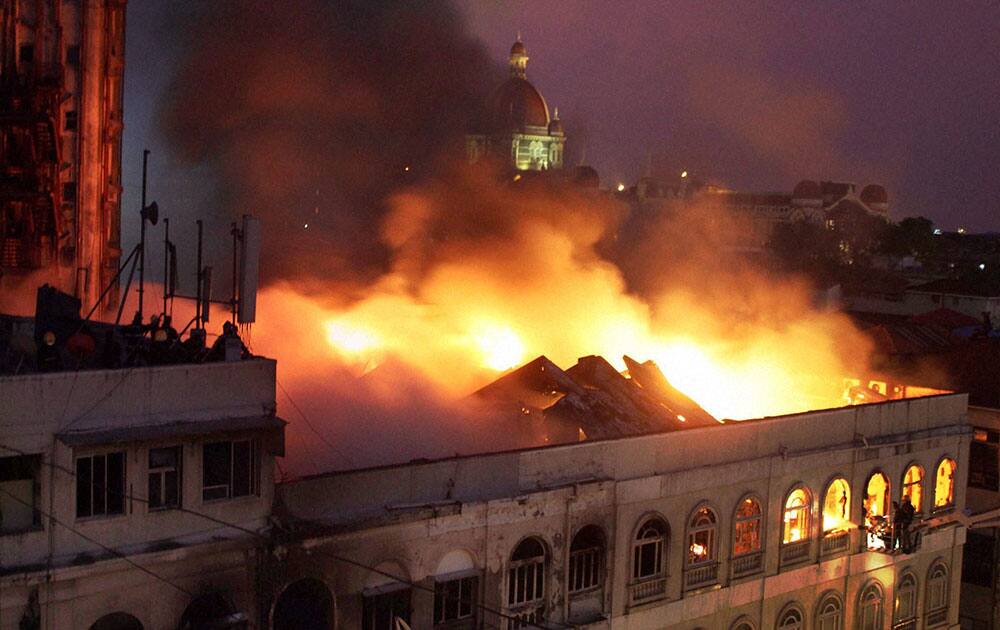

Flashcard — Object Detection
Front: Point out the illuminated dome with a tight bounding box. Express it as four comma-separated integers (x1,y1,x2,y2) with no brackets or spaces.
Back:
510,40,526,56
488,77,550,131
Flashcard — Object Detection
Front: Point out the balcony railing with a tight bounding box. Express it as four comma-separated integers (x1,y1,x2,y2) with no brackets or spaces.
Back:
731,551,763,579
780,540,810,566
628,576,667,605
820,531,850,556
684,561,719,590
505,603,544,629
926,608,948,626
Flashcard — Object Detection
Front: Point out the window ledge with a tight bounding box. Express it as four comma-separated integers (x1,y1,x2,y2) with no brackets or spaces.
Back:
199,493,261,508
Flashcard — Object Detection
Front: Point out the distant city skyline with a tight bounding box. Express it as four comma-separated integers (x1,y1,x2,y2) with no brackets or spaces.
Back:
122,2,1000,238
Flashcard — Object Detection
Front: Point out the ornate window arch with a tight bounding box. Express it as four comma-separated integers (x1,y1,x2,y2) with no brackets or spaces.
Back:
901,463,924,513
776,603,805,630
894,571,918,626
864,470,892,551
632,515,669,582
814,591,843,630
686,504,719,566
568,525,605,595
925,560,950,625
933,458,956,509
731,616,758,630
506,536,547,619
857,580,884,630
822,477,851,534
782,485,812,544
734,494,763,554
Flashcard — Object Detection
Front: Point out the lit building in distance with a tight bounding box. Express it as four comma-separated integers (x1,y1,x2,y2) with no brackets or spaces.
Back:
467,37,565,172
0,0,126,311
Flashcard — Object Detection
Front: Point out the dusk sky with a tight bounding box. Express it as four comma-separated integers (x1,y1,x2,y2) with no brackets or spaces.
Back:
122,2,1000,238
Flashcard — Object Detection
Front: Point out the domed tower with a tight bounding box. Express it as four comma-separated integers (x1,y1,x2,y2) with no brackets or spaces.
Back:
466,37,567,172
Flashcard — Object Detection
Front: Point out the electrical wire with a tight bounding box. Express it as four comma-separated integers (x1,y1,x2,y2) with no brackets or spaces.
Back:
0,442,567,629
276,377,357,469
0,485,193,597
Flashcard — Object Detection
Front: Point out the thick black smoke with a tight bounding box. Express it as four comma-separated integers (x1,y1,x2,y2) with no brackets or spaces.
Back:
158,0,503,288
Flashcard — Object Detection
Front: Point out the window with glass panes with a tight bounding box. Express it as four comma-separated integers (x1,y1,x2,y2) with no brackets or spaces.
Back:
148,446,181,510
76,452,125,518
434,575,477,626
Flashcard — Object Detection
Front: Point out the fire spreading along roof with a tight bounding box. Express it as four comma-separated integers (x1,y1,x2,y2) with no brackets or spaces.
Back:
471,354,719,444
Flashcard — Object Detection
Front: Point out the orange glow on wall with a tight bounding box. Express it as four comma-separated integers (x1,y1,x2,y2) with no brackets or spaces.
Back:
934,459,956,508
822,478,851,533
783,488,810,544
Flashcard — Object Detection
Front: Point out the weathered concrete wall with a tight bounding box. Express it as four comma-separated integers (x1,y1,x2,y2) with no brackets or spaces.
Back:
276,393,969,630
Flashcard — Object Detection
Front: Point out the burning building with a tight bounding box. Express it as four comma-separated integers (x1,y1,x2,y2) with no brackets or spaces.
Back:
0,0,126,311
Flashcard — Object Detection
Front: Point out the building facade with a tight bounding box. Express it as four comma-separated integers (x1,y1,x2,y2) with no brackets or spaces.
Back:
0,358,283,630
276,394,970,630
0,0,126,311
961,406,1000,629
466,38,565,172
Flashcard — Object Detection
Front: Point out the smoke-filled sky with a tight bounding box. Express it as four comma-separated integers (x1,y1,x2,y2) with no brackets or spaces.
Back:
123,1,1000,243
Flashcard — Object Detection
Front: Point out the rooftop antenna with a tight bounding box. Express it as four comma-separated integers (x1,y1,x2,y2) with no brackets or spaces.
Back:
137,149,158,322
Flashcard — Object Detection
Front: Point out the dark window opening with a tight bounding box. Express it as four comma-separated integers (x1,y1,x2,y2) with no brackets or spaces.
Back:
0,454,41,534
62,182,77,202
362,588,410,630
970,429,999,491
19,44,34,64
65,111,78,131
76,452,125,518
148,446,181,510
202,439,258,501
963,531,995,588
66,45,80,66
434,575,477,626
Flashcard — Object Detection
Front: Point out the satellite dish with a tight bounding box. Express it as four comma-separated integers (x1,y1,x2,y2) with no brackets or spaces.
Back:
141,201,159,225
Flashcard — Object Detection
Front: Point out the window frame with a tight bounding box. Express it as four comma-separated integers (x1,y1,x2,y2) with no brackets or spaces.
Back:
814,591,843,630
686,504,719,567
925,560,949,621
776,602,805,630
148,445,182,511
900,463,924,514
894,571,918,624
933,457,957,510
631,515,669,582
782,485,812,545
733,494,763,557
821,476,851,535
568,525,605,595
857,580,884,630
201,438,259,503
506,536,547,610
75,450,127,519
433,573,478,627
0,453,42,535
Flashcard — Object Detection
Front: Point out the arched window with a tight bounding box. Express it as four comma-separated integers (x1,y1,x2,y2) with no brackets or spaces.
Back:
180,593,245,630
776,604,804,630
894,572,917,626
687,506,718,566
864,472,891,551
857,581,884,630
630,516,668,603
569,525,605,594
815,592,843,630
925,561,949,625
822,478,851,534
734,495,762,557
783,487,811,544
633,517,667,581
90,613,143,630
273,578,335,630
507,537,546,617
731,617,757,630
901,464,924,513
934,459,956,509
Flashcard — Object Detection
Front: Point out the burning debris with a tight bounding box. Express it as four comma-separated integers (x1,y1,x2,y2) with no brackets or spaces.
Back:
473,354,718,444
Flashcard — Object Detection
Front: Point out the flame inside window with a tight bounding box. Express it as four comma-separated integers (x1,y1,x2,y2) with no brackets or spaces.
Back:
934,459,956,508
822,478,851,534
902,465,923,512
783,488,810,544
